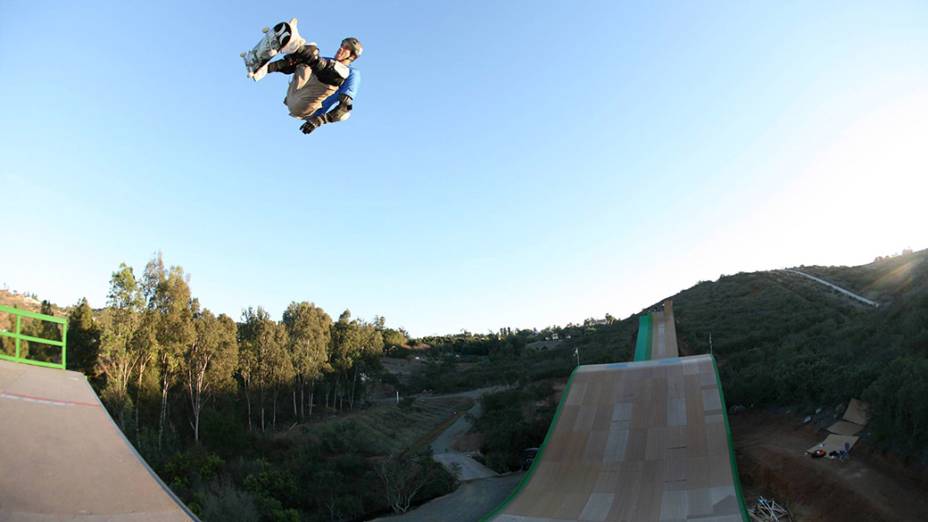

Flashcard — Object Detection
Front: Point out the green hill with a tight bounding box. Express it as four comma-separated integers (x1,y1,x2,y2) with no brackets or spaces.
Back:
673,250,928,456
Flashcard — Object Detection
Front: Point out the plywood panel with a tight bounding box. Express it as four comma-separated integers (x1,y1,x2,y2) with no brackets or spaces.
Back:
827,420,863,436
842,399,870,425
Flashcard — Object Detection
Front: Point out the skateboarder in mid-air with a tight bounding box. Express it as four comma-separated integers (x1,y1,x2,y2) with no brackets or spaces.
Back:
241,20,362,135
269,37,362,135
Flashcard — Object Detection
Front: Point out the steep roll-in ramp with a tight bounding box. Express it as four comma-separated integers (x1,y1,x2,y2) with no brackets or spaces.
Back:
649,301,679,360
0,360,197,521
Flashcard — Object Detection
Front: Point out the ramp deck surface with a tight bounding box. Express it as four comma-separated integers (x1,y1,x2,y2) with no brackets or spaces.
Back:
486,302,746,522
0,359,196,521
650,301,679,360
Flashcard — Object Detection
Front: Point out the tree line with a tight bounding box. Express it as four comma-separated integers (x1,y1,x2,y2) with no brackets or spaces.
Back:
66,254,404,449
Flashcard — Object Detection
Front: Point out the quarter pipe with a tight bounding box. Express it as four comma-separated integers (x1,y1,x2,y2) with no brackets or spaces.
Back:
0,359,197,521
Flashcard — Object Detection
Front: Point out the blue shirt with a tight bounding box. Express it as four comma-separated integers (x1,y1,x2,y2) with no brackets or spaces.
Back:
312,64,360,118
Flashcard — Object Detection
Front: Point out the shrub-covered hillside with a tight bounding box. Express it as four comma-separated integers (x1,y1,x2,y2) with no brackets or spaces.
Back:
426,249,928,465
672,249,928,456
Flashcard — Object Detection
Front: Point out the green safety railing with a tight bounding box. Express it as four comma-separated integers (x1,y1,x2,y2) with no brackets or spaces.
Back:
0,304,68,369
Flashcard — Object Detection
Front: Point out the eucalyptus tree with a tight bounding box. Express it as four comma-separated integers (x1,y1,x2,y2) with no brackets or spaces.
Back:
128,254,167,444
67,298,100,376
238,307,292,431
347,321,384,409
237,309,259,431
151,266,196,448
328,311,386,410
140,251,165,305
329,310,364,411
267,321,294,429
282,301,332,419
183,309,238,443
381,328,407,349
96,263,144,426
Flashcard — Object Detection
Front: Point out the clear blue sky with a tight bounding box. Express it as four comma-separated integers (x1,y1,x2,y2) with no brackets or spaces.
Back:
2,1,926,336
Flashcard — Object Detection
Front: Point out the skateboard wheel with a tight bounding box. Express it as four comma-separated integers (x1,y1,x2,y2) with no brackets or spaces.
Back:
240,52,245,57
262,27,269,33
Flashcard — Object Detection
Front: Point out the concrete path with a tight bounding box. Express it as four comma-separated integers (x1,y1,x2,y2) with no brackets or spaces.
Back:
371,473,524,522
430,387,500,481
433,452,497,481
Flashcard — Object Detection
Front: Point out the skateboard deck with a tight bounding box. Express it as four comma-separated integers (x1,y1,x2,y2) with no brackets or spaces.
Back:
240,18,305,81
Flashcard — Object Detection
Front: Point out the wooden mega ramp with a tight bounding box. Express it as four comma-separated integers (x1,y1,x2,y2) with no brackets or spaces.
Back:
0,359,197,521
485,302,748,522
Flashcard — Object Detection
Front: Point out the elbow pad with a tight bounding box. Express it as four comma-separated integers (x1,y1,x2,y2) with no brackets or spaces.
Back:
313,59,350,87
325,94,354,123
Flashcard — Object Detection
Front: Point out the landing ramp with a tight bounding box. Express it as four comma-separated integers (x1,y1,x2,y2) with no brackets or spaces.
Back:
0,359,197,521
488,356,745,521
486,300,747,522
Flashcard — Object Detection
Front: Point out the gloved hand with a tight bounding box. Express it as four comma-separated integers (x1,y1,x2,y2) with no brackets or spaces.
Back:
300,115,326,135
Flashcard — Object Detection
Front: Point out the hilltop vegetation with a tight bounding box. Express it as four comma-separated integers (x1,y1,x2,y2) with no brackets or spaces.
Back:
674,250,928,457
801,248,920,304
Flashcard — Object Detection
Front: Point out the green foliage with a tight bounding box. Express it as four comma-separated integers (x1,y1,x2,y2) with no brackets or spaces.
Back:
674,256,928,458
283,301,332,384
382,328,407,348
96,264,144,409
238,307,294,431
316,420,379,456
199,404,250,457
163,449,225,490
864,356,928,453
476,385,556,473
405,321,634,395
67,298,101,376
376,450,456,514
72,256,459,521
198,475,260,522
17,300,62,362
184,309,239,442
244,463,299,516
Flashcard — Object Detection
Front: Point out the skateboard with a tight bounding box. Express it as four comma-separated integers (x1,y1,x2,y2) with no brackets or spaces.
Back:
240,18,305,81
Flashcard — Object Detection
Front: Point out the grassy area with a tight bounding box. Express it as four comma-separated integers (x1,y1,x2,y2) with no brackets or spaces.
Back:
161,395,472,521
293,395,474,455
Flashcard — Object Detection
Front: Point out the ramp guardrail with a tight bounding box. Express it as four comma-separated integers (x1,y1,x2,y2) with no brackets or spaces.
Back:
0,305,68,369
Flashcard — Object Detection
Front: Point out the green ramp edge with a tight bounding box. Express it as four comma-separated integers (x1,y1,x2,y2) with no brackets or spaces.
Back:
711,354,751,522
633,313,653,362
479,366,580,521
